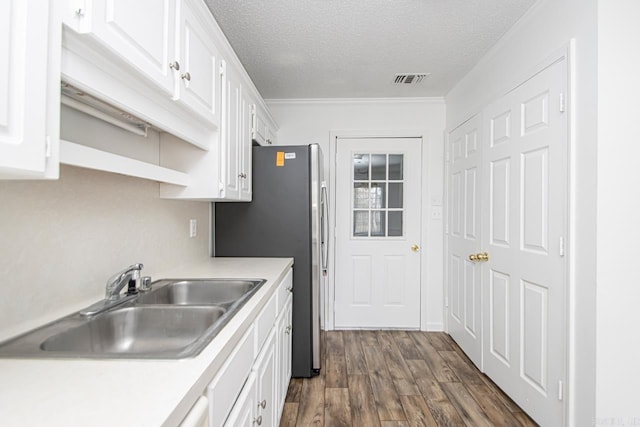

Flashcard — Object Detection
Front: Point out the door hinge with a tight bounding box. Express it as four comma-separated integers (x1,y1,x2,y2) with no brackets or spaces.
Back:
444,295,449,308
558,380,564,401
559,236,565,257
559,92,566,113
45,136,52,158
445,150,450,162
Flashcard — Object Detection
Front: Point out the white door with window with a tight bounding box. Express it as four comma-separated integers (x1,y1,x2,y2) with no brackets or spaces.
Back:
334,137,422,329
447,116,483,368
482,59,567,426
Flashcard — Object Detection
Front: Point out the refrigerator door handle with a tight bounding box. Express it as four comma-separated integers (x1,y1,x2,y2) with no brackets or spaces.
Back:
321,183,329,274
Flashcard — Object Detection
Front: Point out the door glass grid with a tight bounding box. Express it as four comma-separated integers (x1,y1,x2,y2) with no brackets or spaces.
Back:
352,153,404,237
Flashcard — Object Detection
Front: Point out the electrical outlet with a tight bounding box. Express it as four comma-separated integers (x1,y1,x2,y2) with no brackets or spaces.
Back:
189,219,197,237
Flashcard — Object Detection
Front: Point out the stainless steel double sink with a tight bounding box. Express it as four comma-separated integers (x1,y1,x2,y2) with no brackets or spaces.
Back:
0,279,266,359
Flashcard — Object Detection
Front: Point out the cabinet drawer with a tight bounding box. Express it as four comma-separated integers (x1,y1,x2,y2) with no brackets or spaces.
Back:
207,325,255,427
255,293,277,355
276,269,293,314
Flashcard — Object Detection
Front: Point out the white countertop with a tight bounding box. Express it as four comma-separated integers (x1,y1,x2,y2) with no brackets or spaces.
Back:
0,257,294,427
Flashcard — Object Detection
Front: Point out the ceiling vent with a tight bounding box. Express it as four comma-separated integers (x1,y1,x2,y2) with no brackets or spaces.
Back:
393,73,430,85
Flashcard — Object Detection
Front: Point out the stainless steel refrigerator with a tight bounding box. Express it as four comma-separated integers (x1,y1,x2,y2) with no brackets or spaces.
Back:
214,144,328,377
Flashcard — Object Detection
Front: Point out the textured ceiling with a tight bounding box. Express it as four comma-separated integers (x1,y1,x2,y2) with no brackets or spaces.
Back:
205,0,536,99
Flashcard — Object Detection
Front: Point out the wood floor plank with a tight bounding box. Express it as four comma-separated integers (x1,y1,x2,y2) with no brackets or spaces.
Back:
377,331,420,396
285,377,303,402
391,330,423,360
439,350,484,385
344,330,368,375
406,360,465,427
465,383,522,427
325,331,348,388
281,331,538,427
409,332,460,383
348,374,382,427
513,411,539,427
400,395,438,427
429,332,455,351
361,329,380,346
479,373,523,413
324,388,352,427
441,382,493,427
363,345,407,421
279,402,299,427
296,376,325,426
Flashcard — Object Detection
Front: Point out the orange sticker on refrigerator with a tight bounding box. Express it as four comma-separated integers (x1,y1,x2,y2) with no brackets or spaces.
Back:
276,151,285,167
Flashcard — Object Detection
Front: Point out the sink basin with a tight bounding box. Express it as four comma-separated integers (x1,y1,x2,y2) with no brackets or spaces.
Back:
40,306,225,357
0,277,267,359
137,279,265,306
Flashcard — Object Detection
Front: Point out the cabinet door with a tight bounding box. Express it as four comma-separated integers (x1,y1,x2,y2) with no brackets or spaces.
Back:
220,62,241,199
224,372,257,427
254,330,277,427
0,0,59,178
86,0,176,95
239,95,253,201
275,293,293,418
252,111,267,145
175,0,220,127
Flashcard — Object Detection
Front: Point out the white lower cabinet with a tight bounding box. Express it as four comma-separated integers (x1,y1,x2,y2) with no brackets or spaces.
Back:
223,372,257,427
253,330,277,427
275,294,293,418
207,269,293,427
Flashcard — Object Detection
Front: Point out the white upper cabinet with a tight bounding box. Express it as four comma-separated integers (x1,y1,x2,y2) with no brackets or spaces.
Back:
72,0,177,96
252,106,278,146
62,0,220,149
175,0,221,124
0,0,60,179
218,61,252,201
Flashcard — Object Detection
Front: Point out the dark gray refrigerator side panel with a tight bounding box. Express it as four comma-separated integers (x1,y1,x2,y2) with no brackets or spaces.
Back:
214,145,315,377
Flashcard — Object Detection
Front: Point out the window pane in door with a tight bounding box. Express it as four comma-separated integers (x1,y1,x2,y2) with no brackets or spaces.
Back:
371,183,386,208
354,183,369,208
388,211,403,236
353,154,369,181
371,211,386,236
354,211,369,236
371,154,387,180
388,183,403,208
389,155,403,180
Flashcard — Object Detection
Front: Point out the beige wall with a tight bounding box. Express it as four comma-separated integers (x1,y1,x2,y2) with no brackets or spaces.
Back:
0,165,210,342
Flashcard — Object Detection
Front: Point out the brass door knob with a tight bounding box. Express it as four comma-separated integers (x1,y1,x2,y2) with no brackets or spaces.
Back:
477,252,489,262
469,253,478,262
411,244,420,252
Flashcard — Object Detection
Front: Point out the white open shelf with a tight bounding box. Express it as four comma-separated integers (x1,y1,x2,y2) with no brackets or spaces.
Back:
60,139,190,186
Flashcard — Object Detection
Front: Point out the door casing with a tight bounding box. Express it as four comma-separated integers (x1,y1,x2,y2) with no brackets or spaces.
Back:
326,129,433,331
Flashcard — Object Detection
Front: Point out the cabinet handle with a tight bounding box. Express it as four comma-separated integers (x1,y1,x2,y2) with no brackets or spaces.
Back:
181,72,191,81
75,8,85,17
266,139,272,145
169,61,180,71
253,415,263,425
285,326,292,334
286,286,293,293
258,399,267,409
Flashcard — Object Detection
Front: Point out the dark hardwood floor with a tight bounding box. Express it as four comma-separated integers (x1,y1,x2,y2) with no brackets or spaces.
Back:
280,330,538,427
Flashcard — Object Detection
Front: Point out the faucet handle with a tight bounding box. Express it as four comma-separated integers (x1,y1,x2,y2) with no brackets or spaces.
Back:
139,276,153,292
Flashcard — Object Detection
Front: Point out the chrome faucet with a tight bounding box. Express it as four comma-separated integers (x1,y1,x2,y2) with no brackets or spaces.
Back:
105,263,144,300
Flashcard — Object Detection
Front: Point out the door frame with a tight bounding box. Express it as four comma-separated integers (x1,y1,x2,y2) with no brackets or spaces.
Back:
443,41,576,425
326,129,432,331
